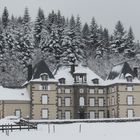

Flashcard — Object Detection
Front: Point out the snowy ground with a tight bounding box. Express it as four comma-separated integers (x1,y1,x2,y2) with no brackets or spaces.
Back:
0,119,140,140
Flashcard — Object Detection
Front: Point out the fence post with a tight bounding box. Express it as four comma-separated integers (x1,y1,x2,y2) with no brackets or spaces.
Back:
2,125,4,133
79,124,81,133
20,124,21,131
53,125,55,133
11,124,12,132
48,123,50,133
28,122,29,131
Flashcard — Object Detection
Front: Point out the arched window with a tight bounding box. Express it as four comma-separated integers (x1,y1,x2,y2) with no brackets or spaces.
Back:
125,73,133,82
40,73,48,81
79,97,85,106
92,78,99,84
59,78,65,84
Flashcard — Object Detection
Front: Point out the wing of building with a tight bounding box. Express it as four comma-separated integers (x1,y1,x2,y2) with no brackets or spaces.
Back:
0,60,140,120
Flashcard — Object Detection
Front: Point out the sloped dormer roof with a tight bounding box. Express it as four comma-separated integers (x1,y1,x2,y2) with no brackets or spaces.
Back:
32,60,54,80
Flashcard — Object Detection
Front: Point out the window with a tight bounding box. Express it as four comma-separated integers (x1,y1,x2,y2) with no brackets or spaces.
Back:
58,88,61,94
127,96,133,105
89,98,95,106
107,98,110,106
112,87,115,92
74,74,87,83
79,88,84,93
98,89,103,94
58,98,62,106
112,96,115,105
58,111,62,119
127,109,134,118
126,76,133,82
92,79,99,84
65,98,71,106
59,78,65,84
15,109,21,118
42,85,48,90
89,89,95,94
40,73,48,81
42,95,48,104
127,86,133,91
89,111,95,119
79,97,85,106
42,109,48,119
65,89,71,94
99,111,104,118
65,111,71,119
98,98,104,107
112,109,115,118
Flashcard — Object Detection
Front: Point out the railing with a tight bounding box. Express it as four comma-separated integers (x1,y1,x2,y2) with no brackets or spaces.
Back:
0,119,37,133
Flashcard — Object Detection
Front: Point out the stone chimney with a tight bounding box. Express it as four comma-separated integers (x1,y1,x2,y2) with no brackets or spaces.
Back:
27,64,32,81
71,64,75,75
133,67,138,78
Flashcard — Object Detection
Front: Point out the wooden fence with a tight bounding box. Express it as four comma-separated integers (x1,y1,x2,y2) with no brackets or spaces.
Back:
0,119,37,133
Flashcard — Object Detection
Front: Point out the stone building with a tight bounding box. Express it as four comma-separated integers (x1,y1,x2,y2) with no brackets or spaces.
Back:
0,60,140,120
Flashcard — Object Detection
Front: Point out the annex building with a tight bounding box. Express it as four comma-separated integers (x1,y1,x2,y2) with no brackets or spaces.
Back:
0,60,140,120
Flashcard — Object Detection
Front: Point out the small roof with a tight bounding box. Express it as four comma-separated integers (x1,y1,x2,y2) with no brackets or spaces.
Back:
0,86,30,101
107,62,134,80
32,60,54,80
106,62,140,85
54,64,105,85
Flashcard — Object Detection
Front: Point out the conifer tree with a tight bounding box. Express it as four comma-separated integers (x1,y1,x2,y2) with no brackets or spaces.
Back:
111,21,126,53
34,8,45,48
2,7,9,29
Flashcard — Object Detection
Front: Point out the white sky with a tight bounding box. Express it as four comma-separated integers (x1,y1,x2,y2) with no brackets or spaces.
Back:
0,0,140,40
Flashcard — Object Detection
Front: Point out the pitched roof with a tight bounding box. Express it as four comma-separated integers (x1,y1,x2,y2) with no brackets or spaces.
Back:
54,64,105,85
0,86,30,101
107,62,134,80
32,60,54,79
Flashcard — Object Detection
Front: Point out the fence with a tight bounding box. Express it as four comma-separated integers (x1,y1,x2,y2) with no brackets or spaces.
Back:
0,119,37,133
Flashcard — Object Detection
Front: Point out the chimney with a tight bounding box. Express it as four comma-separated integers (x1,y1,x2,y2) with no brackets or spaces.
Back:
133,67,138,78
71,64,75,75
27,64,32,81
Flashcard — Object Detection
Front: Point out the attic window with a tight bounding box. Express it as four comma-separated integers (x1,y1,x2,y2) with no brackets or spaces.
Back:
59,78,65,84
40,73,48,81
92,78,99,84
125,73,133,82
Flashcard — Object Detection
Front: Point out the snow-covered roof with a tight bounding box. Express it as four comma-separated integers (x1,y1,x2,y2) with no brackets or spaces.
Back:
54,64,105,86
0,86,30,101
30,78,57,83
106,62,140,85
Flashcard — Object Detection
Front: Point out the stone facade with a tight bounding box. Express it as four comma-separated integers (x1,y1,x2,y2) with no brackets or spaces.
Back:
1,61,140,120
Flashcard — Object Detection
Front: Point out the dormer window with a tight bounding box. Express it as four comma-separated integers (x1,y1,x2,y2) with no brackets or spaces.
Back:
92,78,99,84
74,73,87,84
59,78,65,84
40,73,48,81
125,73,133,82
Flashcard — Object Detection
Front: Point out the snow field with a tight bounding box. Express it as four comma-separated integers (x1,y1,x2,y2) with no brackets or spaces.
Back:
0,122,140,140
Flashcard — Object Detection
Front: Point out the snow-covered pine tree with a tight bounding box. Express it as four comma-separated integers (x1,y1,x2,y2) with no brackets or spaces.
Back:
61,15,85,64
89,17,99,54
2,7,9,29
34,8,45,48
14,8,34,67
110,21,127,53
42,24,62,64
82,23,90,40
124,27,135,58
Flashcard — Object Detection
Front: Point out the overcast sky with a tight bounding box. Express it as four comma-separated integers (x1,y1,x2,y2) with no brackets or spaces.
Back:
0,0,140,40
